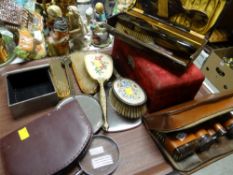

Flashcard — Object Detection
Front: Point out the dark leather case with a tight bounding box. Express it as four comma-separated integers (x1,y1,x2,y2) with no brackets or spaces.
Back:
0,100,93,175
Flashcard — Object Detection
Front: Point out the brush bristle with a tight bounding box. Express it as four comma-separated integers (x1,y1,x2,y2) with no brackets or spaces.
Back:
115,22,154,44
109,88,147,119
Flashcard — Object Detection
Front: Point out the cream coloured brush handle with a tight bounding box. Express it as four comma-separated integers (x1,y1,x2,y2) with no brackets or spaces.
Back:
99,80,108,131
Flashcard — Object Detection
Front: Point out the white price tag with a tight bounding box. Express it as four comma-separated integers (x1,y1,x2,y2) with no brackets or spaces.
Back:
91,155,114,169
89,146,104,156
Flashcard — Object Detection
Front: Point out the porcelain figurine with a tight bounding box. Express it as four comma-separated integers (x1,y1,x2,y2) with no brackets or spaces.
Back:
47,17,70,56
46,5,63,29
67,6,87,33
90,22,111,48
14,28,46,60
94,2,106,22
67,5,88,50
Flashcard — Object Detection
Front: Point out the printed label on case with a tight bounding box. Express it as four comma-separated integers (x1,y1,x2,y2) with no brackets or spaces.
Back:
18,127,30,141
91,154,113,169
89,146,104,156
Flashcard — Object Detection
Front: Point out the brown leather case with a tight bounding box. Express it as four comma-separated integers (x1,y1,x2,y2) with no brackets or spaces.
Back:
0,100,92,175
144,90,233,132
143,90,233,173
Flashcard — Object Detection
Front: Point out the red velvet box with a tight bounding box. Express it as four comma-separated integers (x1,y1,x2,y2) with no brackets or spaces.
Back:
112,38,205,113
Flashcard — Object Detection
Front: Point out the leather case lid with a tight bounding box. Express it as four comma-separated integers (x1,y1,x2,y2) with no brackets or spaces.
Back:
0,100,92,175
144,90,233,132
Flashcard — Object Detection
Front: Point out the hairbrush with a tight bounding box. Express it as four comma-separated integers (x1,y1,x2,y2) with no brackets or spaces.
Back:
70,52,98,95
115,22,154,44
109,78,147,119
49,59,70,99
115,17,195,55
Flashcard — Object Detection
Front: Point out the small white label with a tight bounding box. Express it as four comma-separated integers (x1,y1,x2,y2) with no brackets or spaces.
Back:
91,155,114,169
89,146,104,156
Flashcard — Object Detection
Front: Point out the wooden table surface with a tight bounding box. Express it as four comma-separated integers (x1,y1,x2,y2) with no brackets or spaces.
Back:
0,58,175,175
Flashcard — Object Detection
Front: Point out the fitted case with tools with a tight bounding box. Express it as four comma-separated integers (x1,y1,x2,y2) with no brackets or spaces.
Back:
106,0,232,69
143,90,233,173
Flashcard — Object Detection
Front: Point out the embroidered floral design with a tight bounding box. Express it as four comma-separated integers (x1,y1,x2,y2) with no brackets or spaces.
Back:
91,54,109,75
116,79,142,101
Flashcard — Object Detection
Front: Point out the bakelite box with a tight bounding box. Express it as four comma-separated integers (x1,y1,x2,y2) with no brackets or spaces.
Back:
5,65,59,118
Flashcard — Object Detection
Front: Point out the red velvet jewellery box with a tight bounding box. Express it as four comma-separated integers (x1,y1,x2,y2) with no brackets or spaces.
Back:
112,38,205,113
